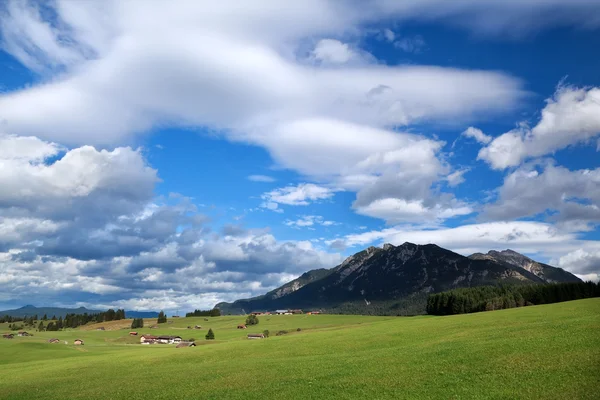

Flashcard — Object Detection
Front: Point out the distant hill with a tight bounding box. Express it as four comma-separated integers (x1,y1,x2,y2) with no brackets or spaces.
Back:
0,305,102,318
0,305,160,319
216,243,581,315
125,311,159,318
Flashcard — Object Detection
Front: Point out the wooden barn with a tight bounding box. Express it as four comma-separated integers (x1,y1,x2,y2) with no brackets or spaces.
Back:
247,333,265,339
176,342,196,348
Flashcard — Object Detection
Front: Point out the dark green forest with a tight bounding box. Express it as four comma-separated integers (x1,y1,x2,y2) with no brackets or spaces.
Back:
185,308,221,317
426,281,600,315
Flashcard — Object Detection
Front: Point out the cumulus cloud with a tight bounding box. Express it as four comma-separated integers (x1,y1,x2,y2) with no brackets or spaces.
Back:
309,39,373,65
261,183,338,207
479,86,600,169
482,163,600,226
461,127,492,145
0,134,343,311
284,215,337,229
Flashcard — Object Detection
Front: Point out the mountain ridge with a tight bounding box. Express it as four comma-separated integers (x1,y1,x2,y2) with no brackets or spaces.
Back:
0,305,160,319
216,242,581,315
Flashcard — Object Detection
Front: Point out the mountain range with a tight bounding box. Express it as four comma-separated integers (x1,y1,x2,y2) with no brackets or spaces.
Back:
0,305,159,319
216,243,581,315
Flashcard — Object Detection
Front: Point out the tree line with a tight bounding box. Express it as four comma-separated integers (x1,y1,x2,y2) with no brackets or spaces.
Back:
185,308,221,317
4,309,127,331
426,281,600,316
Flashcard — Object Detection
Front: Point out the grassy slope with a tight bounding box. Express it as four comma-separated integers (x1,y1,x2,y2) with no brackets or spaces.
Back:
0,299,598,400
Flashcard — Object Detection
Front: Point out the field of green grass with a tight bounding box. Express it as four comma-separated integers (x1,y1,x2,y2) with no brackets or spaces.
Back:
1,299,599,399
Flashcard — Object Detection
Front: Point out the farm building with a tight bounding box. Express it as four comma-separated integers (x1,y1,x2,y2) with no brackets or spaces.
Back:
157,335,182,344
74,339,84,345
129,332,138,336
250,312,263,316
247,333,265,339
47,338,60,343
290,309,303,314
194,325,202,329
140,334,158,343
237,324,247,329
17,331,31,337
96,327,105,331
274,310,290,315
2,333,14,339
176,342,196,348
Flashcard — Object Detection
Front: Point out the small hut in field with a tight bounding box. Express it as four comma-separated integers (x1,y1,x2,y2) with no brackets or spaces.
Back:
176,341,196,348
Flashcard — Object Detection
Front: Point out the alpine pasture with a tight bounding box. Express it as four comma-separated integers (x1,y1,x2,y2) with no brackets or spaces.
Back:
1,299,598,400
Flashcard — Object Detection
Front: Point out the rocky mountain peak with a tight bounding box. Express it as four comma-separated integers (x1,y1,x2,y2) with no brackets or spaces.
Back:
383,243,395,251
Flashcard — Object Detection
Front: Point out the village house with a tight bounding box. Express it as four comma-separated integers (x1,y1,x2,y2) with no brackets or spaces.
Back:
274,310,289,315
73,339,84,345
194,325,202,329
247,333,265,339
290,309,303,314
157,335,182,344
47,338,60,344
237,324,247,329
129,332,138,336
176,341,196,348
96,327,105,331
17,331,31,337
2,333,14,339
250,312,263,316
140,334,158,344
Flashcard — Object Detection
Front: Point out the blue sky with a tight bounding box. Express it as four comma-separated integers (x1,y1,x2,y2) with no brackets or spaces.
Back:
0,1,599,312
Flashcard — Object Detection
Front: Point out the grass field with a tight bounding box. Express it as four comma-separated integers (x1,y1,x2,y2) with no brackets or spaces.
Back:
1,299,599,399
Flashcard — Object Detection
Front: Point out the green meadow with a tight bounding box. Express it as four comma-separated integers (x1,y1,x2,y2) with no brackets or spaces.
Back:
1,299,599,400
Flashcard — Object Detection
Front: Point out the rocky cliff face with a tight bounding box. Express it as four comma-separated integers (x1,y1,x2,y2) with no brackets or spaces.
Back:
216,243,580,315
468,249,580,283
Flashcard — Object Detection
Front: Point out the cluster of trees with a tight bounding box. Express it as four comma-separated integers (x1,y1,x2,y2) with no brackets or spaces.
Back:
427,281,600,316
62,309,126,329
245,314,259,325
8,323,24,331
0,316,25,323
205,328,215,340
157,311,168,324
185,308,221,317
131,318,144,329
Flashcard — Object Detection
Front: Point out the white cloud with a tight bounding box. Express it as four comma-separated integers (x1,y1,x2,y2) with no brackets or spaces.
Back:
461,126,492,144
483,163,600,225
354,198,473,224
394,35,426,53
554,248,600,281
309,39,372,65
248,175,276,183
0,1,530,224
261,183,338,207
479,86,600,169
0,134,344,311
446,169,469,187
284,215,338,228
383,29,396,42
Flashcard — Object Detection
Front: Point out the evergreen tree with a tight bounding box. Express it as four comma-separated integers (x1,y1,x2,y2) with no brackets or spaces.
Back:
157,311,167,324
38,321,44,331
205,328,215,340
42,314,47,321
